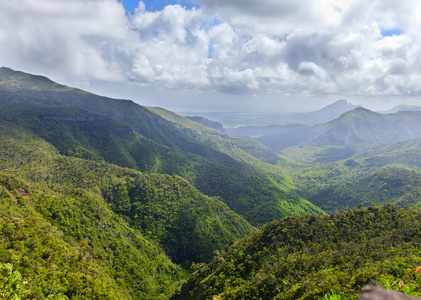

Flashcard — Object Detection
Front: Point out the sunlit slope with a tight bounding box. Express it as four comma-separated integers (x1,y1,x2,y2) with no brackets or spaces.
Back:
0,67,276,165
146,106,279,164
174,205,421,300
280,137,421,213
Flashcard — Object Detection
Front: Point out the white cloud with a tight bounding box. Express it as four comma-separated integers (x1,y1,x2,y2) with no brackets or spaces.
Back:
129,5,211,88
0,0,129,81
2,0,421,105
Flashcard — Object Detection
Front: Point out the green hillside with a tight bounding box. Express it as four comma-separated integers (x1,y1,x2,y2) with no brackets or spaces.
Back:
0,67,323,225
174,205,421,300
5,67,421,300
308,167,421,212
278,137,421,213
0,171,182,299
0,118,254,275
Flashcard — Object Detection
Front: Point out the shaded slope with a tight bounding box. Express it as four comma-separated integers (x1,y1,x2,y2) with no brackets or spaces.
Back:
0,67,276,166
0,101,322,225
174,205,421,300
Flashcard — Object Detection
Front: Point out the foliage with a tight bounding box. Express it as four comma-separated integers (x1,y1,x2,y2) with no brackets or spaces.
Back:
0,67,324,225
0,263,27,300
0,172,183,299
280,137,421,213
174,205,421,300
380,266,421,297
307,167,421,212
0,118,254,271
106,173,254,267
323,290,344,300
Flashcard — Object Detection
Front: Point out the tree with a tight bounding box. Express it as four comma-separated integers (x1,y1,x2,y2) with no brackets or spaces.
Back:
0,263,26,300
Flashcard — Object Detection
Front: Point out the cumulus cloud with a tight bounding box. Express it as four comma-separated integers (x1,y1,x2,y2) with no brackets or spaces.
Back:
0,0,132,81
1,0,421,99
129,5,211,88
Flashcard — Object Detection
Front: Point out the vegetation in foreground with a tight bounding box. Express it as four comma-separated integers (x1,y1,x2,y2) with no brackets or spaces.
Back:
0,121,255,298
174,205,421,300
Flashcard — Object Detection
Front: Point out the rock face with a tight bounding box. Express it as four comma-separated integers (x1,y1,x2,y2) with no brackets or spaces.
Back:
359,286,420,300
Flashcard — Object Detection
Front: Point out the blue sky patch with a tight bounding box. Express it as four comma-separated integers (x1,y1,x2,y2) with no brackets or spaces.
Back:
202,17,221,31
208,40,214,59
381,28,403,37
119,0,198,13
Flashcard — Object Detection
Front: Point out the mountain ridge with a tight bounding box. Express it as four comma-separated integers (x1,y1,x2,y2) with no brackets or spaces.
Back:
0,67,324,226
257,107,421,152
226,99,360,138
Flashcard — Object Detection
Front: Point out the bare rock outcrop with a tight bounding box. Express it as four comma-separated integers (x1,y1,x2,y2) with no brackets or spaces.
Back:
359,286,420,300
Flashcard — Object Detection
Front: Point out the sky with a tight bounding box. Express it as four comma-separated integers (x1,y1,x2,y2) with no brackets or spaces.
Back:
1,0,421,113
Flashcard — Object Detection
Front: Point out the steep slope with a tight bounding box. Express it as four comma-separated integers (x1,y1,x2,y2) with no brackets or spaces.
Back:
0,172,182,299
174,205,421,300
186,116,226,132
0,67,276,165
0,120,254,269
145,106,279,164
0,67,324,225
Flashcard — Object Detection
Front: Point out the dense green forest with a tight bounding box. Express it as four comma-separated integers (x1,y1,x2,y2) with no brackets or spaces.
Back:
174,205,421,300
5,67,421,299
0,172,182,299
0,119,255,267
307,167,421,212
0,67,323,226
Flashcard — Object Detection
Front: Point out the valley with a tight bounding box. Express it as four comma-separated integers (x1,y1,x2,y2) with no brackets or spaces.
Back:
2,67,421,299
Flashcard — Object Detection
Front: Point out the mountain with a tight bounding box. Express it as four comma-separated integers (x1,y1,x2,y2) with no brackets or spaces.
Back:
0,125,185,299
379,104,421,114
0,117,254,273
226,100,359,138
173,205,421,300
307,108,421,146
0,67,323,225
0,172,183,300
291,99,361,125
257,107,421,153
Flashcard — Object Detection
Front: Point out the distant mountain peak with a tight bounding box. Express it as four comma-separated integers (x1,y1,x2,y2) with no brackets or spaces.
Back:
288,99,362,126
318,99,360,112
